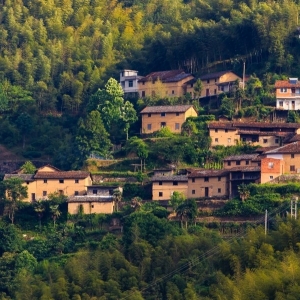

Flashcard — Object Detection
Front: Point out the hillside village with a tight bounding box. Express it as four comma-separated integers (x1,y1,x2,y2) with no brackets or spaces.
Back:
2,70,300,217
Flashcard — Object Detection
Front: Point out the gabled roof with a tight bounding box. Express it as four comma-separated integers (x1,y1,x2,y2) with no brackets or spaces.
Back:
140,105,195,114
288,134,300,143
3,174,34,181
138,70,192,83
275,80,300,88
37,164,61,172
34,171,90,179
188,169,229,178
67,196,114,202
208,121,300,129
200,70,237,80
223,154,259,161
265,141,300,154
151,175,188,182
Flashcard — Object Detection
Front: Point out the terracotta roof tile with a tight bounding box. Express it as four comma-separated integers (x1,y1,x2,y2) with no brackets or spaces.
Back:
188,169,229,178
4,174,34,181
224,154,259,161
265,141,300,154
34,171,90,179
67,196,114,202
140,105,194,114
275,80,300,88
287,134,300,142
138,70,192,83
228,166,261,172
151,175,188,182
208,121,300,129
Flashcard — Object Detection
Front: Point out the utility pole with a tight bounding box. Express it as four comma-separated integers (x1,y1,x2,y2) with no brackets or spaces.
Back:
242,60,246,90
265,209,268,236
291,197,298,219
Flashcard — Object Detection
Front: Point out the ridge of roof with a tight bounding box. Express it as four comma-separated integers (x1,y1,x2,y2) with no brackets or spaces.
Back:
34,171,90,179
138,70,192,83
208,121,300,129
140,105,194,114
265,141,300,154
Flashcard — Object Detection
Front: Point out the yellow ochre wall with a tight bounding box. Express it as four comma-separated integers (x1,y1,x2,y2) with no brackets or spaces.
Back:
188,177,228,198
142,107,197,134
209,128,238,146
152,181,188,200
138,76,194,98
68,201,115,215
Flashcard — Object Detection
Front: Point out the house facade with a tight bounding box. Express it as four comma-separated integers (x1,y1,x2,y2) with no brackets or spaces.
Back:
138,70,194,98
208,121,300,147
119,70,140,94
188,170,229,199
152,175,188,200
4,165,92,202
140,105,198,134
275,78,300,110
186,70,241,98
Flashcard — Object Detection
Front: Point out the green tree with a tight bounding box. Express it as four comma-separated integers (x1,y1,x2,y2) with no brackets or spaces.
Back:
125,137,149,171
20,161,36,174
176,199,197,229
121,101,138,140
50,205,61,228
113,189,122,212
169,191,186,212
238,183,250,202
193,78,203,100
2,178,27,224
220,96,235,120
34,201,45,229
15,113,33,149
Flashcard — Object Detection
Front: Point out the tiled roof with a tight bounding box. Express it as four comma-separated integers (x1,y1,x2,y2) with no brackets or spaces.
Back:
140,105,194,114
208,121,300,129
3,174,34,181
238,130,290,137
288,134,300,142
188,169,229,178
265,141,300,154
67,196,114,202
37,164,61,171
223,154,259,161
255,146,278,153
151,175,188,182
228,166,261,172
200,70,236,80
275,80,300,88
34,171,90,179
138,70,192,83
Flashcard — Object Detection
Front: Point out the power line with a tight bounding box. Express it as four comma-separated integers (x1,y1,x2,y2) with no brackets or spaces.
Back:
121,201,291,300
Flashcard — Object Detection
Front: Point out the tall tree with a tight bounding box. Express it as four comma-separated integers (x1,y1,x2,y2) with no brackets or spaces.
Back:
20,161,36,174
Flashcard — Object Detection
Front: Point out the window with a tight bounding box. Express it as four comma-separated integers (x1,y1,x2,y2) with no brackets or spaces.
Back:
192,190,195,194
291,154,295,158
215,138,219,142
59,179,64,183
128,80,133,87
142,82,145,85
263,139,268,144
161,112,166,117
218,176,221,181
59,190,63,195
275,139,279,144
268,162,274,169
290,165,295,172
75,179,79,183
218,188,221,193
142,91,145,97
26,181,29,185
214,89,217,94
280,88,287,92
270,176,274,180
173,181,178,186
147,124,152,130
215,78,217,83
215,129,218,133
91,204,94,208
43,191,47,197
279,101,283,107
204,177,209,182
252,137,258,143
172,90,175,94
93,189,97,194
207,79,210,84
175,123,180,130
225,129,228,133
148,113,151,117
74,191,79,195
236,161,241,165
159,181,162,186
192,178,195,183
44,179,47,183
228,161,231,166
161,122,166,128
228,138,231,143
159,192,163,197
242,137,246,142
176,112,180,116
